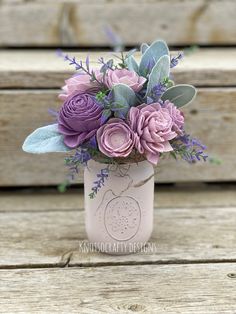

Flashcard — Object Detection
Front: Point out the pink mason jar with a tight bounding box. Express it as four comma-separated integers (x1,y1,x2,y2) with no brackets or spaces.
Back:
84,159,154,254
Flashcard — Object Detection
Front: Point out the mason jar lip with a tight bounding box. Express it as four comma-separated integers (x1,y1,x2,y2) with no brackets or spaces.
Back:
90,152,147,166
86,158,151,169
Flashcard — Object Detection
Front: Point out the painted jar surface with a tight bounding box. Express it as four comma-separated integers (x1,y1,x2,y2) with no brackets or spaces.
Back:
84,160,154,254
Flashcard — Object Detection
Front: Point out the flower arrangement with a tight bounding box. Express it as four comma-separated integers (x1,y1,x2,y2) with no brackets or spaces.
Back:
23,40,207,197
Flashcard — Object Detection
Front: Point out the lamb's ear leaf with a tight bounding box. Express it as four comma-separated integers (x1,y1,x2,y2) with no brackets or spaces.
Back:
140,43,149,54
145,55,170,97
112,83,137,117
161,84,197,108
125,48,137,59
139,40,169,76
125,55,139,73
22,124,71,154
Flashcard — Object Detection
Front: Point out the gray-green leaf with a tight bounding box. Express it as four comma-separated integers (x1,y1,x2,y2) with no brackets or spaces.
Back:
139,40,169,76
22,124,71,154
112,83,137,117
161,84,197,108
140,43,149,54
145,55,170,97
125,55,139,73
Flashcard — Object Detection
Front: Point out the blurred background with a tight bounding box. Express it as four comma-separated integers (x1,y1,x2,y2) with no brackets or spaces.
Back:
1,0,236,188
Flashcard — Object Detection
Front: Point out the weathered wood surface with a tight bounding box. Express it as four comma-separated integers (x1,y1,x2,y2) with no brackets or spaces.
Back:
0,264,236,313
0,0,236,47
1,185,236,212
1,49,236,88
0,189,236,268
0,88,235,186
0,187,235,313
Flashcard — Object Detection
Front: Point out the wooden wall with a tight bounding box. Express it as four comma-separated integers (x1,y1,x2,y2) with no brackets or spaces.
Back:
1,0,236,47
0,0,236,186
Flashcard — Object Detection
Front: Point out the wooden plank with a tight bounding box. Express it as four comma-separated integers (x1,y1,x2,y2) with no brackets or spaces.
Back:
1,49,236,88
0,88,235,186
0,264,235,313
0,204,235,267
1,0,236,47
1,186,236,212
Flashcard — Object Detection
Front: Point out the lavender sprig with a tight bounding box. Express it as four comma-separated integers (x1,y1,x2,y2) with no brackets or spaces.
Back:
65,148,91,181
171,133,208,163
98,57,115,72
170,52,184,68
89,167,109,199
149,78,174,102
58,148,91,193
59,51,103,86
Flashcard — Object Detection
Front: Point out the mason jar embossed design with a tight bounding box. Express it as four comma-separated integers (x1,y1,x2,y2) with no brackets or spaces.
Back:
84,160,154,254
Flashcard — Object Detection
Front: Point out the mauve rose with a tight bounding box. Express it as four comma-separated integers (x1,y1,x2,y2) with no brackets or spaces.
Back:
59,71,103,101
58,92,103,148
97,118,134,158
104,69,146,92
128,103,178,165
163,100,185,134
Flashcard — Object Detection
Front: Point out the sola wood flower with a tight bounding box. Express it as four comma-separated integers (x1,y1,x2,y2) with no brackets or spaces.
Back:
128,103,178,164
58,92,103,148
97,118,134,158
59,71,103,101
104,69,146,92
163,100,185,134
22,39,207,197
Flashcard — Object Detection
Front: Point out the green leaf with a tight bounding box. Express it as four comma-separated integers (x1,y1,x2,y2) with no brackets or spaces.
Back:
140,43,149,54
161,84,197,108
139,40,169,76
112,83,137,117
22,124,71,154
101,109,112,123
125,48,137,59
145,55,170,97
125,55,139,73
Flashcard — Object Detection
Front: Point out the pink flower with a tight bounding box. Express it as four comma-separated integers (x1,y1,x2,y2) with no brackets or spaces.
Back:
59,71,103,100
128,103,178,165
163,100,185,134
97,118,134,158
104,69,146,92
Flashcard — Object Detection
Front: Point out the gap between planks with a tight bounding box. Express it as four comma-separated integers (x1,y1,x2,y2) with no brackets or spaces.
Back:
0,184,236,212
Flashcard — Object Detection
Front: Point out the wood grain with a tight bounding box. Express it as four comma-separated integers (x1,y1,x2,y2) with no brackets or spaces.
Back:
0,202,235,267
0,88,235,186
0,0,236,47
0,264,235,313
0,49,236,88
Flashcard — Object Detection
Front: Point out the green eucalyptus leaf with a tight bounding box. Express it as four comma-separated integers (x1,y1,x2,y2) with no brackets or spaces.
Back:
145,55,170,97
139,40,169,76
161,84,197,108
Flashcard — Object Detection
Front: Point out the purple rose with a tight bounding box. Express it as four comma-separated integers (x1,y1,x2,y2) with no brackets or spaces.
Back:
128,103,178,165
163,100,185,134
104,69,146,92
59,71,103,101
58,92,103,148
97,118,134,157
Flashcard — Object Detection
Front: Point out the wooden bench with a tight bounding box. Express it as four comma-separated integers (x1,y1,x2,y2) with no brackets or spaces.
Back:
0,186,236,312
